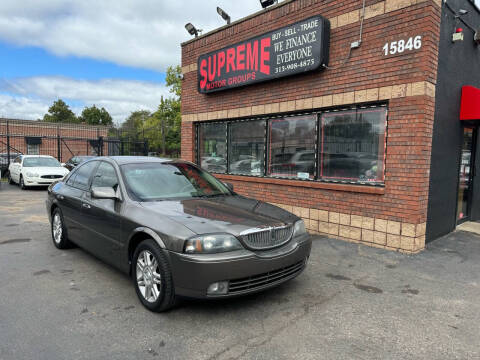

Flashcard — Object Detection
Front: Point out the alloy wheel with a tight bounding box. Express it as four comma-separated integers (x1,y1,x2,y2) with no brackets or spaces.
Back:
52,213,63,244
136,250,162,303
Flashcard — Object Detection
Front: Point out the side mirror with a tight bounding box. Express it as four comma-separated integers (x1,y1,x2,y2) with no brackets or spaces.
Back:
61,163,66,167
91,187,118,200
223,182,234,191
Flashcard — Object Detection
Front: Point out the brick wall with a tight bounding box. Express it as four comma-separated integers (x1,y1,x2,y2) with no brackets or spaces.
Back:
180,0,442,253
0,119,109,163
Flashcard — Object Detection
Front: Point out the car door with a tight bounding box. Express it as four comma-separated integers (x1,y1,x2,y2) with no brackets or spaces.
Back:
61,160,99,247
80,161,123,265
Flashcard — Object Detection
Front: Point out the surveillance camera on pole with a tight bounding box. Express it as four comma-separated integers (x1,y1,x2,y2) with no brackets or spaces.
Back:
259,0,278,9
217,7,231,25
185,23,202,37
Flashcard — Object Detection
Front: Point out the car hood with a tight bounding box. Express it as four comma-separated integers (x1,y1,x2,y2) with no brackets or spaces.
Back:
24,167,68,175
139,195,298,236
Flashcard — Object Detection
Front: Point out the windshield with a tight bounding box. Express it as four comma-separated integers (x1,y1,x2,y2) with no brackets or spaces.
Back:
23,157,61,167
121,162,232,201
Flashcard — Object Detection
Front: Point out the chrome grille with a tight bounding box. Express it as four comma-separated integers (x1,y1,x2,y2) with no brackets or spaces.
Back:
41,175,63,179
229,260,305,294
240,225,293,250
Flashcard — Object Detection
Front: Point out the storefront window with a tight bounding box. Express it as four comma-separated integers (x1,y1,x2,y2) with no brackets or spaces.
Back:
198,123,227,174
228,120,265,176
196,105,387,185
267,115,316,179
320,107,386,183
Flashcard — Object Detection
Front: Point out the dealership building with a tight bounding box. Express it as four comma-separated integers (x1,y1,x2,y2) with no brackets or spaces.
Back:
180,0,480,253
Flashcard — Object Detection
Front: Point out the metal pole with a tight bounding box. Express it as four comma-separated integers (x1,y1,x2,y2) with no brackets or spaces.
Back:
6,120,10,169
57,125,61,161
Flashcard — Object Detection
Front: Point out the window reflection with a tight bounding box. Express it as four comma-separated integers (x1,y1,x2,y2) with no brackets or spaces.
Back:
229,120,265,176
198,123,227,174
320,107,386,183
267,115,316,179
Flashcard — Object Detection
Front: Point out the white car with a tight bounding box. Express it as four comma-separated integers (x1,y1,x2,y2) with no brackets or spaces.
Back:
8,155,69,189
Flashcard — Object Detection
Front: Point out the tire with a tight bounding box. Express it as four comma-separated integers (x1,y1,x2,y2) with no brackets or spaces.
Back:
132,239,177,312
51,208,73,249
19,175,26,190
7,172,14,185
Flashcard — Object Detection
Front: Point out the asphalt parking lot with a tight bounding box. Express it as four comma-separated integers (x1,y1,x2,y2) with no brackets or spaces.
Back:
0,183,479,360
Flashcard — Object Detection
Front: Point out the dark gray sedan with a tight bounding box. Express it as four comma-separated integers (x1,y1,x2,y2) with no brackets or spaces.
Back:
46,157,311,312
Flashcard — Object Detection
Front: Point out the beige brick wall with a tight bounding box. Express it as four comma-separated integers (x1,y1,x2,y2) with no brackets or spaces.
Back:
270,202,427,254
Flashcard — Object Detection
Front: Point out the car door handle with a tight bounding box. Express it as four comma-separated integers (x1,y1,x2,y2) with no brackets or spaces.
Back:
82,203,91,209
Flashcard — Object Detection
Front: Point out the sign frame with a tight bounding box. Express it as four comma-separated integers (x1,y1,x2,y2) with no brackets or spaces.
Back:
197,15,330,94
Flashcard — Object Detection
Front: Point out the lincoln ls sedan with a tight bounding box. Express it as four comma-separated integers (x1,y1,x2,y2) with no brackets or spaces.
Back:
46,157,311,312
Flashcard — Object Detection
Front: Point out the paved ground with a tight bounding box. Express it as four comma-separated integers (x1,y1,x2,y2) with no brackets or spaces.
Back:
0,182,479,360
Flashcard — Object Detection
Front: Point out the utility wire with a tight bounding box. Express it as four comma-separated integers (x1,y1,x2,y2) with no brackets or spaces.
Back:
323,0,366,70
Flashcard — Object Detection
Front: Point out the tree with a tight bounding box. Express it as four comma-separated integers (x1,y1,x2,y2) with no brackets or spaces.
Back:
43,99,78,123
79,105,113,126
145,96,181,156
165,65,182,98
121,110,151,132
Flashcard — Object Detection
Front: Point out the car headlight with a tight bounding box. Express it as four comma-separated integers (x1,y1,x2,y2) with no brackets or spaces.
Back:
293,220,307,237
184,234,244,254
25,172,39,178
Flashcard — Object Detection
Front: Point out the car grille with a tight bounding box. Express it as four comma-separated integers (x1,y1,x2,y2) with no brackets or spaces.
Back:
240,225,293,250
41,175,63,179
228,260,305,294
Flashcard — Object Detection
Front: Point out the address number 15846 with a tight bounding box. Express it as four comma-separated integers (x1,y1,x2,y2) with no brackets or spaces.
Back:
383,36,422,56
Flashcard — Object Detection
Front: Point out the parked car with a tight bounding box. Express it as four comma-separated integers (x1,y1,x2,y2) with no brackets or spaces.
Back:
63,155,96,171
46,156,311,312
200,156,227,173
8,155,70,189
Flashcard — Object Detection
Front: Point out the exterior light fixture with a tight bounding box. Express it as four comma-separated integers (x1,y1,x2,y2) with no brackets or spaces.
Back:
259,0,278,9
216,7,231,25
185,23,202,37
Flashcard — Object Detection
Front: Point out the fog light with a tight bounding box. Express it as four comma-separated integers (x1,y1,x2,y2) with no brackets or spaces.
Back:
207,281,229,295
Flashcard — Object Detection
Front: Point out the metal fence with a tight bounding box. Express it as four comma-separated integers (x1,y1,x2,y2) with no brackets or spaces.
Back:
0,118,149,176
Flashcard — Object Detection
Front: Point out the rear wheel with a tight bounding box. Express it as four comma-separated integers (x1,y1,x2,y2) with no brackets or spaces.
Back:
7,172,14,185
133,239,177,312
51,208,72,249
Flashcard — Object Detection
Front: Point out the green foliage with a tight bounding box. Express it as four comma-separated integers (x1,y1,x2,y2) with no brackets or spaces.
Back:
43,99,78,123
165,65,182,98
144,96,181,155
118,65,183,157
79,105,113,126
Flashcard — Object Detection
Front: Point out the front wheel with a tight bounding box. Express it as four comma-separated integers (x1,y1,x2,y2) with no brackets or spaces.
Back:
19,175,26,190
51,208,72,249
133,239,177,312
7,172,14,185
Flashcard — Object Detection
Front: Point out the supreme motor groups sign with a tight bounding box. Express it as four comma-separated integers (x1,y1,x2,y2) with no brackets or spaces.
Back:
197,15,330,94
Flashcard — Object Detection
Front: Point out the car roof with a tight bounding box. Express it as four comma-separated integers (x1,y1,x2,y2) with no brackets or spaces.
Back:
95,156,181,166
21,155,56,158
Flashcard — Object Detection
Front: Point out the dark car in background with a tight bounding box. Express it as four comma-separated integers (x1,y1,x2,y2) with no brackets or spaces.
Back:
0,152,21,176
63,155,96,171
46,156,311,312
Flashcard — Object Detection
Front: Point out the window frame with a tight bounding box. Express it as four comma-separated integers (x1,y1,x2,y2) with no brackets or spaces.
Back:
195,103,388,187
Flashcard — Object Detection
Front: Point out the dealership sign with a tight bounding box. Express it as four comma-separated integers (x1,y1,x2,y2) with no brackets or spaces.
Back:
197,15,330,93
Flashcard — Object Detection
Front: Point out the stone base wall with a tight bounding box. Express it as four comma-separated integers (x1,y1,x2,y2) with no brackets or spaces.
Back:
270,202,426,254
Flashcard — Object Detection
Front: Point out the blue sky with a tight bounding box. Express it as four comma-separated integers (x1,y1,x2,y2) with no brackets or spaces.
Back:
0,0,261,124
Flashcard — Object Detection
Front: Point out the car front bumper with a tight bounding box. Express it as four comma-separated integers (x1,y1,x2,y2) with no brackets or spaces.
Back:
24,177,64,186
167,233,311,299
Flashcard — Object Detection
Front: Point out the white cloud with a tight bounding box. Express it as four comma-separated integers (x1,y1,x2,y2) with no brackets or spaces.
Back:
0,76,170,124
0,0,265,71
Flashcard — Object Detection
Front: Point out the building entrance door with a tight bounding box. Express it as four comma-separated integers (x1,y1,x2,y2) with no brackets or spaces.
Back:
457,127,476,223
